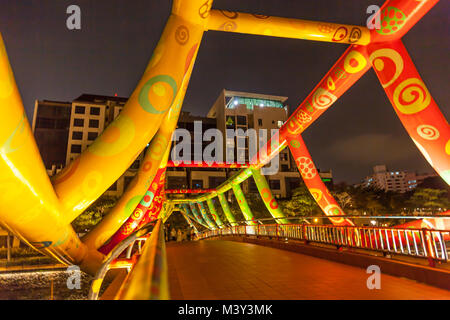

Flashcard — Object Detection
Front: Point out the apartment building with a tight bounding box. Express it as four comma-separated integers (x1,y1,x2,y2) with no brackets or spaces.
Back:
32,94,139,196
32,90,334,199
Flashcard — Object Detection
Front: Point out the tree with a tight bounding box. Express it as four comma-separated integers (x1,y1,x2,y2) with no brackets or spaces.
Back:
71,196,117,233
280,183,320,217
407,188,449,213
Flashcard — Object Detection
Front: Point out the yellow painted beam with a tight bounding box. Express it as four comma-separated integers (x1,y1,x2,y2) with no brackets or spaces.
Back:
207,10,370,45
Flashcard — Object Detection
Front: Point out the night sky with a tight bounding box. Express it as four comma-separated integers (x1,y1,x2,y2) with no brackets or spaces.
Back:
1,0,449,183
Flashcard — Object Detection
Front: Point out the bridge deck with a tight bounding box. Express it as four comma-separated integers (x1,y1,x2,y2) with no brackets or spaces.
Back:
166,240,450,300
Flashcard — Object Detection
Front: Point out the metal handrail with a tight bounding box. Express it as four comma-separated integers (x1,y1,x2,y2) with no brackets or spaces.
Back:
88,222,155,300
197,224,449,263
114,219,169,300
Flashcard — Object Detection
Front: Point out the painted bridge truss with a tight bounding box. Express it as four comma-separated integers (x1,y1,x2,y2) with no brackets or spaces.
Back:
0,0,448,299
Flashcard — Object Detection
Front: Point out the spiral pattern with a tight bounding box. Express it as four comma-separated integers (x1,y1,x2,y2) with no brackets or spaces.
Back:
349,27,362,43
175,25,189,45
219,22,237,32
311,88,337,110
393,78,431,114
417,125,440,141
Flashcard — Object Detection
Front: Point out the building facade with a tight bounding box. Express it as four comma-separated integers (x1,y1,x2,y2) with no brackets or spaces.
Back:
32,90,334,199
31,100,71,172
32,94,139,196
167,89,334,198
360,164,438,193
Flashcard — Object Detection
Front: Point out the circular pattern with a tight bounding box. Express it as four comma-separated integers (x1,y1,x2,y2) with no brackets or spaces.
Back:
295,157,317,179
311,88,337,110
349,27,362,43
269,199,278,210
393,78,431,115
309,188,323,202
327,76,335,91
377,7,406,35
369,48,404,88
150,134,168,161
138,75,177,114
289,140,301,149
261,188,271,201
142,161,152,172
82,171,103,196
141,190,155,207
324,204,343,216
89,114,135,157
344,50,367,74
132,208,144,220
417,125,440,141
219,22,237,32
332,26,348,42
175,25,189,46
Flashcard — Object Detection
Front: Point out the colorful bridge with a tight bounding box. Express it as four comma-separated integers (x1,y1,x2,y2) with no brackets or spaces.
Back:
0,0,448,299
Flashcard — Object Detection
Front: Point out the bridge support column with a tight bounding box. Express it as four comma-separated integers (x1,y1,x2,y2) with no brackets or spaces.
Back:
206,199,224,228
179,206,199,236
285,134,353,226
197,202,217,230
250,168,289,224
217,193,238,226
367,39,450,185
231,184,257,225
189,203,208,228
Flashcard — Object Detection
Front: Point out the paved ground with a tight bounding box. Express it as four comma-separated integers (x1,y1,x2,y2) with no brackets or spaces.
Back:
166,240,450,300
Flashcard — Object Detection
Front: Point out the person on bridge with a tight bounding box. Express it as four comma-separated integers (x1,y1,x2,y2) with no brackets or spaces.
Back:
170,228,177,242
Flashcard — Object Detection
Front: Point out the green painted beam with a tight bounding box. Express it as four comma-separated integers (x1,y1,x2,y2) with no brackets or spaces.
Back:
197,202,217,230
206,198,224,228
250,168,289,224
232,184,257,225
217,193,238,226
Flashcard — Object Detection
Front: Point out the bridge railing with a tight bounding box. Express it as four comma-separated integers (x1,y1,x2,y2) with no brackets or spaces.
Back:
198,224,449,264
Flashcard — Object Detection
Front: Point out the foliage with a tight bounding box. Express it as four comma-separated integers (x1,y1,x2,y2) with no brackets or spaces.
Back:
279,183,320,216
71,196,118,233
406,188,449,213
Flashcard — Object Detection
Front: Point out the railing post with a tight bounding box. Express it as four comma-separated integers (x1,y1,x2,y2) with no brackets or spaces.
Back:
423,229,436,268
